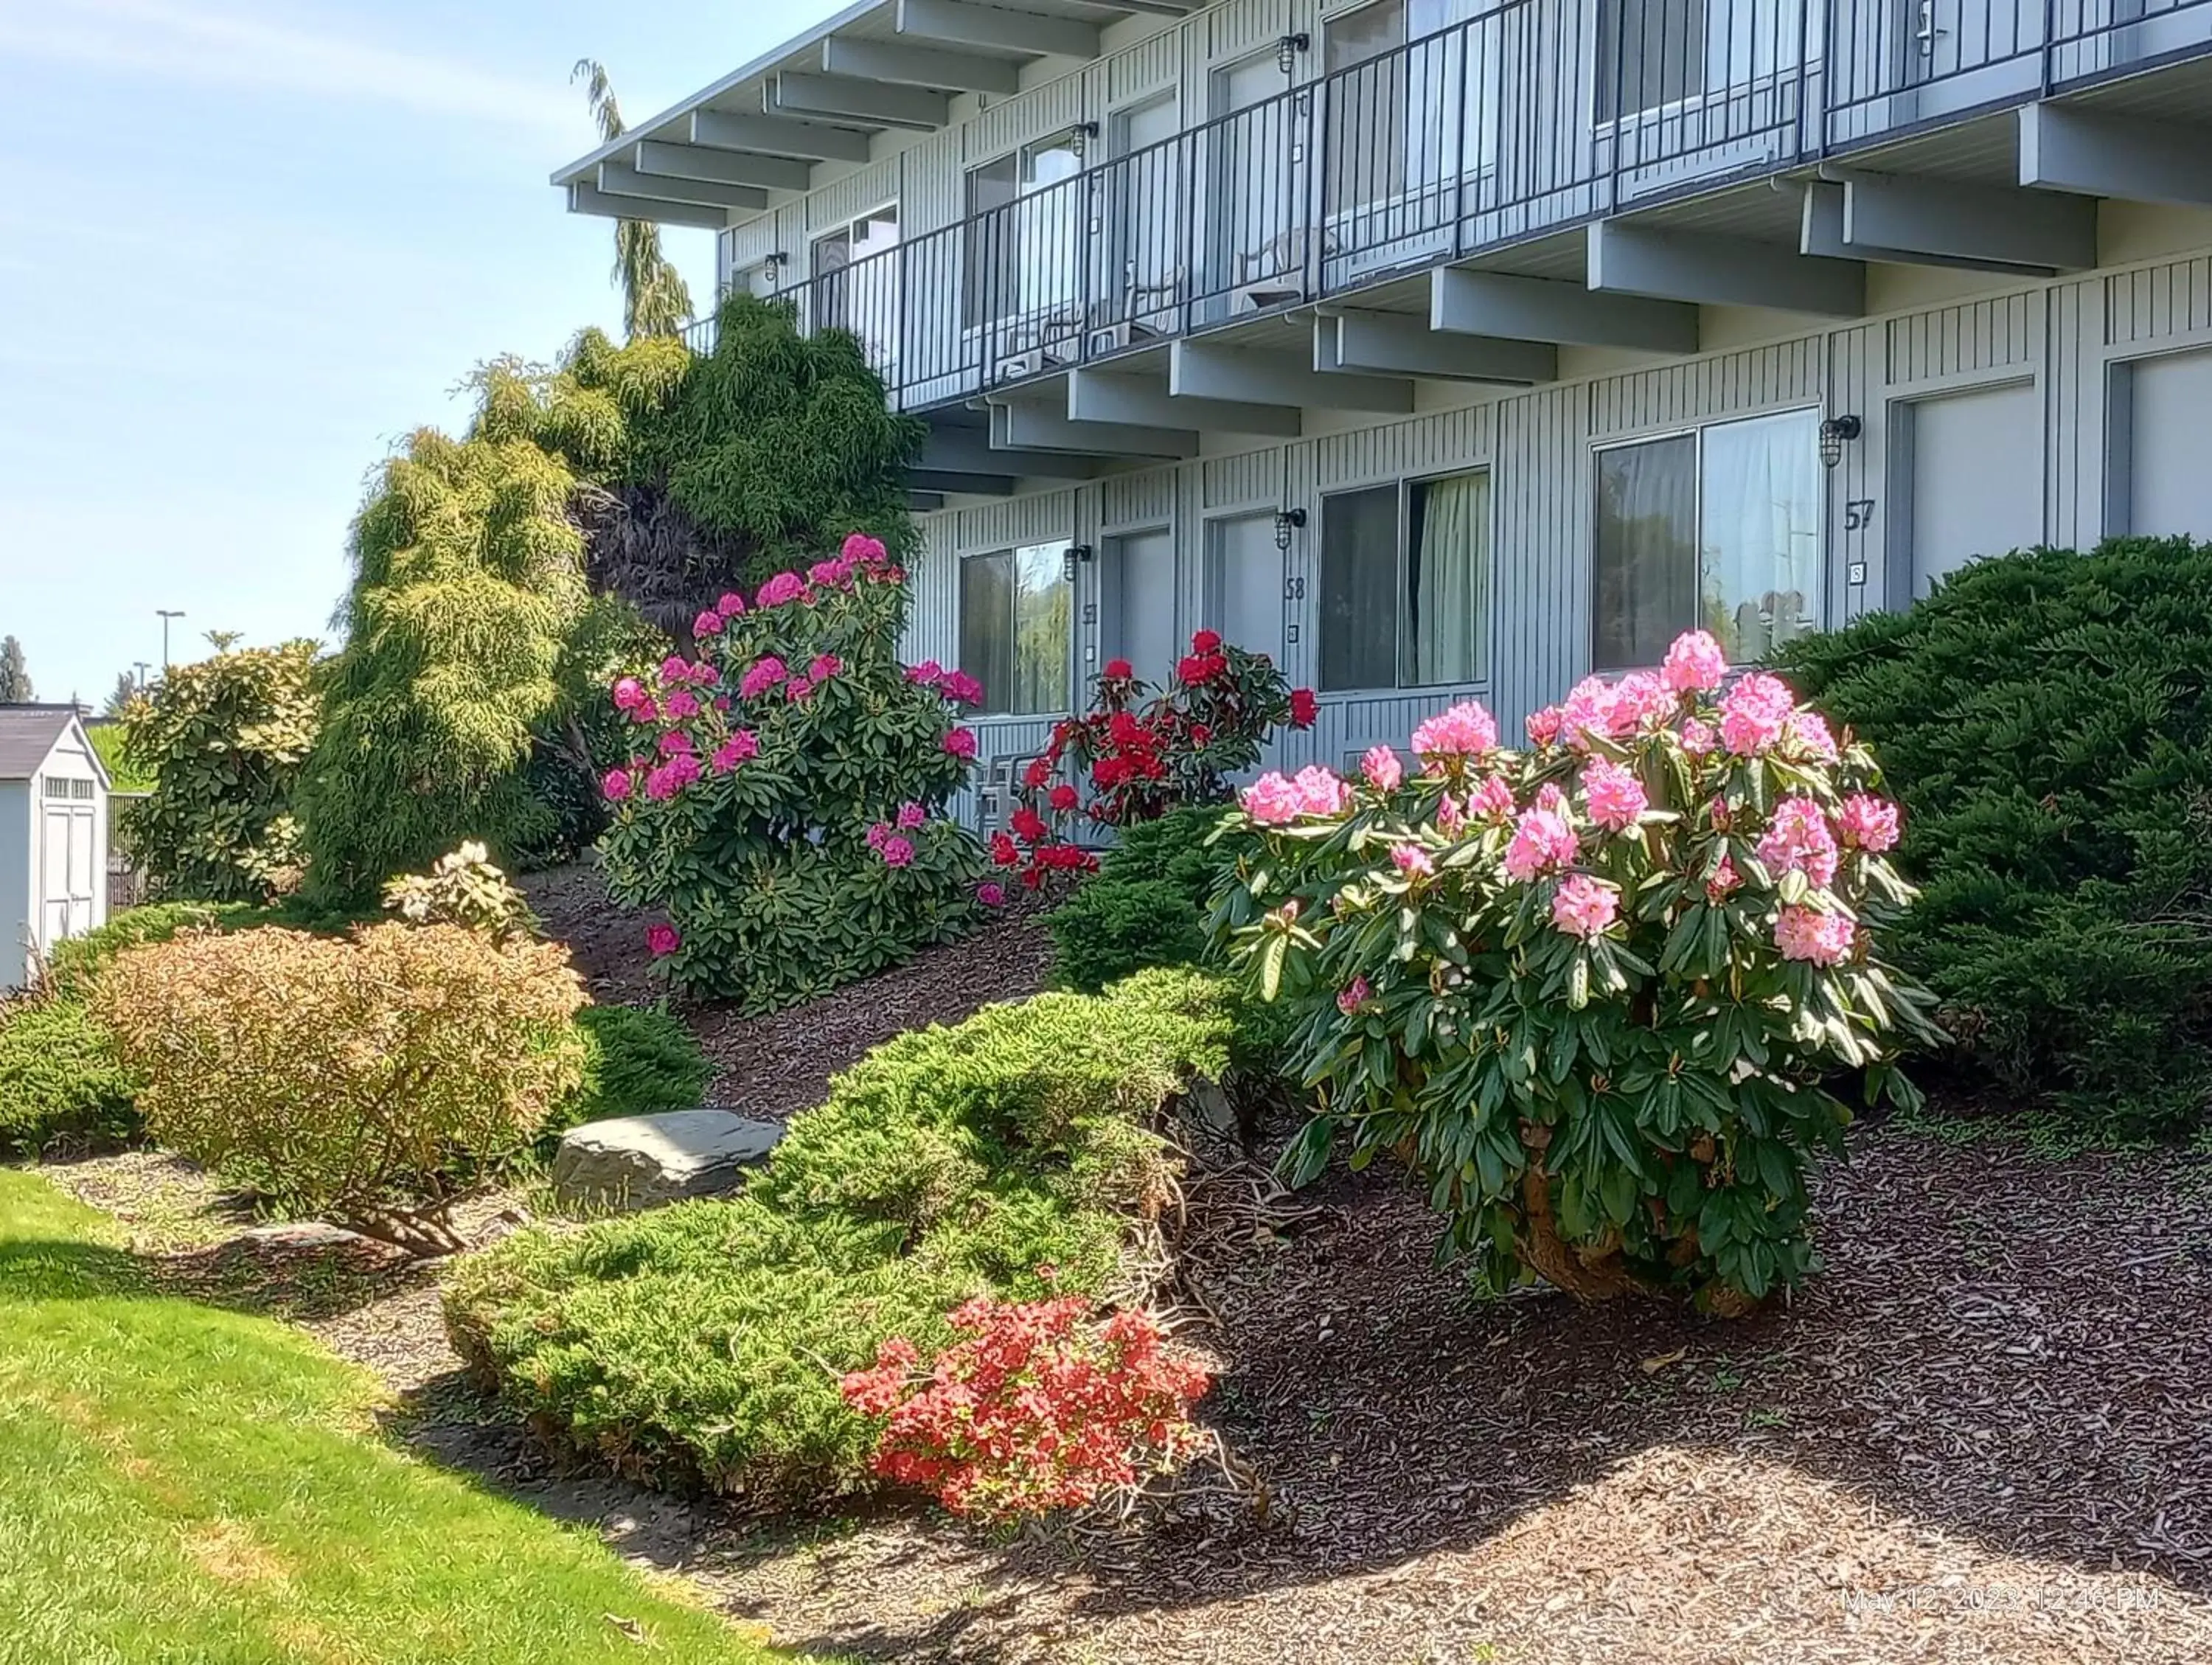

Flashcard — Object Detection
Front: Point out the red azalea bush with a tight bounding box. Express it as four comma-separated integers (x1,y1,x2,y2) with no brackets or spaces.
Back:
993,631,1317,889
1214,630,1941,1312
839,1289,1212,1523
597,534,992,1009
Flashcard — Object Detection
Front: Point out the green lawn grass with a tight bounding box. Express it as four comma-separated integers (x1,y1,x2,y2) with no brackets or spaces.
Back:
0,1169,792,1665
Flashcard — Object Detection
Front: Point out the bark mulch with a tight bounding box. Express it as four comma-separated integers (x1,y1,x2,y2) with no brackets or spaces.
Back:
523,858,1061,1122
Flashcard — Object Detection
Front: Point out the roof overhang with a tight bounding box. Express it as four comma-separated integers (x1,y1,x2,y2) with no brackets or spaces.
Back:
554,0,1209,231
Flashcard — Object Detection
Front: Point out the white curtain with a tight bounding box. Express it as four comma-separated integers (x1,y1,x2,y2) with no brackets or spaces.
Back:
1412,472,1490,684
1595,434,1699,668
1698,410,1821,660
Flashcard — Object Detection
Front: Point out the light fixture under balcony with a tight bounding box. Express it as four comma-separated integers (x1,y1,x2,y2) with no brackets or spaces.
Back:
1067,121,1100,160
1273,507,1307,551
1818,413,1863,468
1276,32,1310,76
763,250,790,291
1063,543,1095,583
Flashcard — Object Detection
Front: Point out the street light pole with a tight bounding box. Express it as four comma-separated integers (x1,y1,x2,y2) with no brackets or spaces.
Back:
156,609,185,669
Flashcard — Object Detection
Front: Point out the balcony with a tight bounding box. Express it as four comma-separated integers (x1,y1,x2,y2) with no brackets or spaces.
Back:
683,0,2212,414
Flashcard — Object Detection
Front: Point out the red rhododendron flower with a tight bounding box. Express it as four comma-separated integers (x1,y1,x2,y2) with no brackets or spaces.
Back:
1289,687,1318,729
1104,658,1134,679
1048,784,1079,813
1190,629,1222,654
1009,806,1048,845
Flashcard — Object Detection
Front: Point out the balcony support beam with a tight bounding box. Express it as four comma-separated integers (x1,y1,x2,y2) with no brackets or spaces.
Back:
1589,222,1865,316
1319,310,1556,385
569,182,730,230
1819,168,2096,272
1430,267,1698,353
821,37,1022,95
909,491,948,511
2020,102,2212,209
896,0,1099,60
599,162,767,213
1169,341,1413,414
910,469,1018,496
919,427,1105,479
990,400,1197,459
635,140,811,194
689,110,872,163
1068,369,1302,437
768,72,950,131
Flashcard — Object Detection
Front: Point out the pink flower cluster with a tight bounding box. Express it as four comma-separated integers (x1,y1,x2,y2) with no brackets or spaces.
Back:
1409,701,1499,760
1390,843,1434,879
864,818,919,866
1835,793,1900,852
1551,873,1621,939
1503,805,1579,881
1467,774,1517,822
1662,630,1729,692
739,656,788,701
711,730,759,774
1336,975,1373,1016
645,922,681,958
905,660,987,706
1582,757,1647,832
1756,796,1840,889
1719,673,1798,756
1361,745,1403,793
942,727,978,759
1775,904,1857,965
1241,765,1352,826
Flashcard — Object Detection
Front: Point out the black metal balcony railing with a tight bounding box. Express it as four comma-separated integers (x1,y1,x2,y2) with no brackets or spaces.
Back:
684,0,2212,398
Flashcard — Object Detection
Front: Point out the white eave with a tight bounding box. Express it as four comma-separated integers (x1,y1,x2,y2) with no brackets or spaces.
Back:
554,0,1208,232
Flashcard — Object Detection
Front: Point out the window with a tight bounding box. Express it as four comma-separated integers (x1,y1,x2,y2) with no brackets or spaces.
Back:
959,543,1072,715
810,205,899,358
71,779,94,800
1593,409,1821,669
41,776,69,799
1594,0,1808,122
1319,470,1492,692
964,139,1084,331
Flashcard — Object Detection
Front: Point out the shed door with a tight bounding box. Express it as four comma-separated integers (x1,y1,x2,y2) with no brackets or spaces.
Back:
2126,347,2212,539
1907,381,2042,597
40,804,96,945
1207,512,1287,667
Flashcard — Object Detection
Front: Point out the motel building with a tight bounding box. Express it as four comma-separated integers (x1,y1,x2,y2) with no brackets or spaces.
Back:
554,0,2212,820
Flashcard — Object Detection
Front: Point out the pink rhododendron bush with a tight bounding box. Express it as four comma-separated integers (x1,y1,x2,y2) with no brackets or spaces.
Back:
1214,631,1941,1312
597,535,989,1009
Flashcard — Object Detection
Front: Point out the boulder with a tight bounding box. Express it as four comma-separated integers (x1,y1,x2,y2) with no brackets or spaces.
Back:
551,1109,783,1212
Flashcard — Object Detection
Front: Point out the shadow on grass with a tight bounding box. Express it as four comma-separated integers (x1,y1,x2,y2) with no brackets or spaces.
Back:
0,1224,432,1324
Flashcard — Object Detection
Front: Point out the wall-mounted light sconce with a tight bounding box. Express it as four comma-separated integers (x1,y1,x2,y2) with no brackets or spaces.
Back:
1276,32,1310,75
1067,121,1101,160
1818,413,1863,468
762,250,790,291
1062,543,1095,583
1273,507,1307,551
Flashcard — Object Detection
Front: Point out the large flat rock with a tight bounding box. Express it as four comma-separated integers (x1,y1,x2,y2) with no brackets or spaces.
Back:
551,1108,782,1212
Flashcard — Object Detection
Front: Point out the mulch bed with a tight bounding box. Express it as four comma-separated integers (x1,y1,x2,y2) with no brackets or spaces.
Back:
524,859,1061,1121
26,1123,2212,1663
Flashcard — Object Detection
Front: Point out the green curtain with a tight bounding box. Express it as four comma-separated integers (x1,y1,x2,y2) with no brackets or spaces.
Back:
1412,471,1490,685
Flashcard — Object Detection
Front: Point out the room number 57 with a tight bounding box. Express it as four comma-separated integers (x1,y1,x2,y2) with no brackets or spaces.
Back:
1843,498,1877,532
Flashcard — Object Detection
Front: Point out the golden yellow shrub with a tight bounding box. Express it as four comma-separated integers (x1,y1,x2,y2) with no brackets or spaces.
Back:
94,923,585,1252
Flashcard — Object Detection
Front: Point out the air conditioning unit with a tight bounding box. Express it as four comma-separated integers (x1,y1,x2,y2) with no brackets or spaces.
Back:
1087,318,1164,355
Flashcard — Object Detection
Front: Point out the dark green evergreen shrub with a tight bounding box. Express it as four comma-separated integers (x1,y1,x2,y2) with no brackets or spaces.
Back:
1048,807,1233,993
554,1005,713,1137
1774,537,2212,1140
442,968,1234,1499
0,1000,139,1155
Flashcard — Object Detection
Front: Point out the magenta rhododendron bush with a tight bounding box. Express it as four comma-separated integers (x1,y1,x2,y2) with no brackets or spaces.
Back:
597,535,990,1009
1215,631,1940,1311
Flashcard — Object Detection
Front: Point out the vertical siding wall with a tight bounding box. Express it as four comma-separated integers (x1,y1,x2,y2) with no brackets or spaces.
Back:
913,239,2212,792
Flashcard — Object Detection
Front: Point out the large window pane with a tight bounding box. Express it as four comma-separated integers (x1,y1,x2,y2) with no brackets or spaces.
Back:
1321,486,1401,692
1407,471,1490,686
1699,410,1821,660
1012,542,1071,714
1594,434,1698,669
1596,0,1709,122
964,155,1020,329
959,552,1015,715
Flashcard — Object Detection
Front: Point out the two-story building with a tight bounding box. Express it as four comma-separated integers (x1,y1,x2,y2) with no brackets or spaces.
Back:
554,0,2212,813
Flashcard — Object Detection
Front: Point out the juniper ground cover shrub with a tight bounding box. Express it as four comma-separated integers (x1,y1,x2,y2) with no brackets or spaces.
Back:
442,969,1234,1500
1218,633,1938,1310
595,534,990,1008
95,923,586,1254
1774,538,2212,1142
1048,808,1234,993
0,1000,138,1155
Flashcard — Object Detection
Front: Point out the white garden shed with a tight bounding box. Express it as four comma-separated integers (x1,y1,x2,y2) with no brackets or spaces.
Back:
0,706,109,990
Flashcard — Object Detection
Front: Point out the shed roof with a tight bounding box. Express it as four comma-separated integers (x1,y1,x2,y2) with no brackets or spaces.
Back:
0,706,88,782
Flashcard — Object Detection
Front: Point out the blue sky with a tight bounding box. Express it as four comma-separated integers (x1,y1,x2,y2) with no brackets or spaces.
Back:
0,0,845,706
